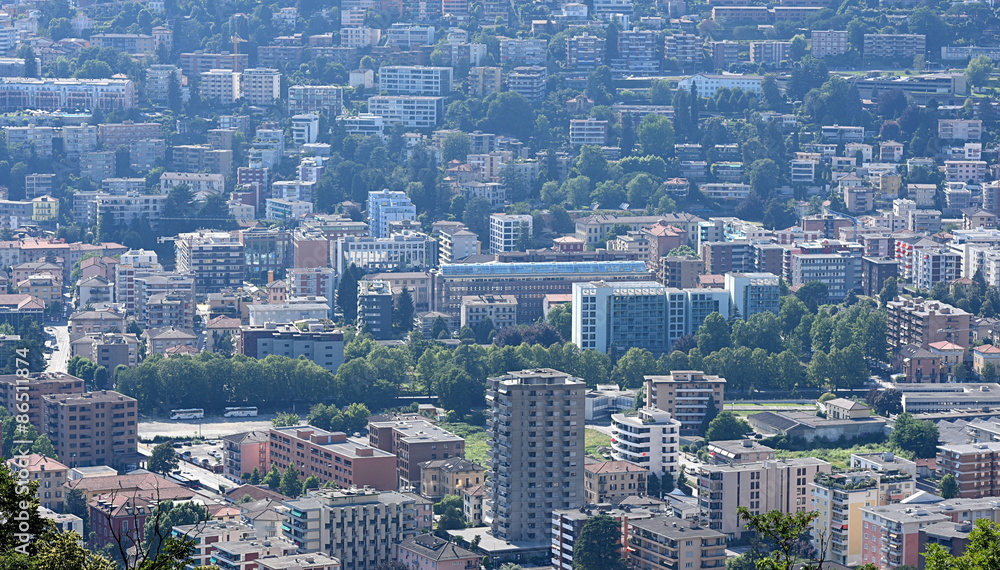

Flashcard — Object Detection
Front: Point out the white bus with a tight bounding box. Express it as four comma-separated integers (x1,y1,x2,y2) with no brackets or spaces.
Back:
170,408,205,420
224,406,258,418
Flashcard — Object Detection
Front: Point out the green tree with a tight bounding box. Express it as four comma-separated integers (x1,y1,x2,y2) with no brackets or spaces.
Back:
337,264,361,323
142,501,208,561
272,412,301,427
262,464,281,491
30,434,57,459
431,316,451,339
939,474,959,499
34,529,117,569
65,487,89,535
925,519,1000,570
279,464,303,498
303,475,320,492
789,35,807,61
636,114,675,158
147,442,179,474
394,288,415,334
15,45,36,78
547,303,572,341
705,411,747,441
434,494,466,531
0,462,47,556
697,312,731,355
879,277,898,306
749,158,781,198
966,55,994,91
796,281,829,311
737,508,818,570
573,515,627,570
889,413,940,459
442,132,472,162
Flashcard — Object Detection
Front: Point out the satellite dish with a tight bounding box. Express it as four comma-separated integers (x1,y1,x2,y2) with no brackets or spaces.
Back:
620,202,630,210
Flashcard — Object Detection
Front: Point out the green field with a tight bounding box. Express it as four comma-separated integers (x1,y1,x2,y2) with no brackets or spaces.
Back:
440,422,489,467
586,429,612,459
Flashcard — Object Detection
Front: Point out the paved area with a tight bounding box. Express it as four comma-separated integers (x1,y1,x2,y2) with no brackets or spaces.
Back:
138,442,240,491
44,324,69,373
138,414,275,439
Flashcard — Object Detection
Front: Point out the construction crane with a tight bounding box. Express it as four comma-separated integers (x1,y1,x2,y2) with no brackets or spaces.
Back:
232,33,247,72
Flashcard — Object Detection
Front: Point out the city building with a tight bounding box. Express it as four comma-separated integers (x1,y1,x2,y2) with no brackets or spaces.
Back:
724,272,780,317
887,297,972,349
42,390,139,469
936,442,1000,499
367,96,444,128
582,460,647,504
459,294,517,330
489,213,532,254
811,30,849,58
644,372,726,434
367,415,466,491
174,231,245,294
358,280,394,339
241,68,281,105
487,369,585,543
628,517,727,570
368,190,417,239
240,323,345,372
693,457,832,537
395,534,479,570
4,454,69,511
221,430,269,481
863,34,926,59
0,77,137,111
200,68,241,104
268,426,397,490
378,66,453,95
281,488,433,568
610,406,680,480
417,457,485,501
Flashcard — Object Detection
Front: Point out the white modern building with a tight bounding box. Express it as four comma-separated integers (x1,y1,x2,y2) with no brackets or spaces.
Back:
367,189,417,238
367,96,444,128
377,66,453,96
240,68,281,105
611,407,681,478
489,213,532,254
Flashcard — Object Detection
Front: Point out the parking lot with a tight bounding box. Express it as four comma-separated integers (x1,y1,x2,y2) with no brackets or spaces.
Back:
174,439,226,473
138,414,275,440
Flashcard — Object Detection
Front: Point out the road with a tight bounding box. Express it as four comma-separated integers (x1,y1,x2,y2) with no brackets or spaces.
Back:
138,443,238,493
44,324,70,373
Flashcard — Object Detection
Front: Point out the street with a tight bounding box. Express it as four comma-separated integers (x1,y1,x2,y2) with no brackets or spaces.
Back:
44,323,70,373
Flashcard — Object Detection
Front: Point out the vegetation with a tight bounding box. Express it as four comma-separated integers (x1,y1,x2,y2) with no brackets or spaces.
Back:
573,515,627,570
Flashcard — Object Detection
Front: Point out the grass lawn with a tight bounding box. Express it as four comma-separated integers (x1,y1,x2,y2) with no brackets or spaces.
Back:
439,422,489,467
586,428,613,459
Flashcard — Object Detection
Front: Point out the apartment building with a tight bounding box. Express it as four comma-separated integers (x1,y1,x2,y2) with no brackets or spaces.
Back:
357,280,393,339
569,119,608,146
582,460,648,504
368,190,417,239
627,517,727,570
367,95,444,128
174,230,245,293
886,297,972,349
644,372,726,434
0,372,85,435
499,38,547,65
946,160,988,184
41,390,139,469
179,51,249,74
937,442,1000,499
288,85,343,115
700,241,755,275
95,193,167,230
4,454,69,511
665,33,703,64
378,66,453,96
863,34,926,59
267,426,396,490
811,30,849,58
860,503,951,569
488,213,532,254
467,66,502,97
506,66,547,102
789,249,862,300
281,488,432,570
811,470,916,566
610,407,679,479
939,119,983,141
367,415,465,490
417,457,485,501
566,33,604,68
434,260,653,323
200,69,241,104
0,77,137,111
486,369,585,543
241,68,281,105
694,458,832,537
914,248,962,291
571,281,731,357
749,41,790,64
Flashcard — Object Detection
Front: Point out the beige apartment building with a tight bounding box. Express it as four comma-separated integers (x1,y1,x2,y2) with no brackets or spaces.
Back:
644,371,726,434
693,457,832,537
